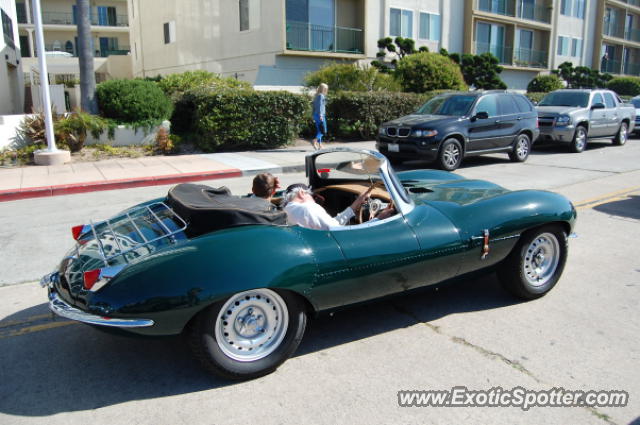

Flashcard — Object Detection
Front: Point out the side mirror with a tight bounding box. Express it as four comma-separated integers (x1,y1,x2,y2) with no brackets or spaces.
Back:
474,111,489,120
591,103,605,110
532,101,538,106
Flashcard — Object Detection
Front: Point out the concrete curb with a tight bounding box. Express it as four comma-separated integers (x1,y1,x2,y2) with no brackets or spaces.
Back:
0,169,243,202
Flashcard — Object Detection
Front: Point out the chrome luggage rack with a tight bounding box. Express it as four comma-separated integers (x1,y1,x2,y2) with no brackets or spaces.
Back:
82,202,188,266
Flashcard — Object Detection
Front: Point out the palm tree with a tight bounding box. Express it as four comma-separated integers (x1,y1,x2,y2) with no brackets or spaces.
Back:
76,0,97,113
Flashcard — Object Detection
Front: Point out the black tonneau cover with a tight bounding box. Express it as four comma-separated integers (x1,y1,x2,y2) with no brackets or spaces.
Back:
167,183,286,237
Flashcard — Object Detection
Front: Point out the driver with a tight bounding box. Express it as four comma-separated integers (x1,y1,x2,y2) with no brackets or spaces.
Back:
283,184,394,230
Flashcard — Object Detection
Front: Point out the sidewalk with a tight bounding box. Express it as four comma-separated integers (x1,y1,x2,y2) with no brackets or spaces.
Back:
0,141,375,202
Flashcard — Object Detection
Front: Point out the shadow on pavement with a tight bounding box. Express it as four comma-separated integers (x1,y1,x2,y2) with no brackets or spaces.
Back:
532,139,613,154
0,272,518,417
593,195,640,220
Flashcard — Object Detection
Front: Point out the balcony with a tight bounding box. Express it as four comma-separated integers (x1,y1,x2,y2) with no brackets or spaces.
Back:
625,27,640,43
286,21,364,54
37,12,128,27
41,44,130,58
601,59,640,76
513,47,548,68
619,0,640,7
476,0,551,24
475,42,513,64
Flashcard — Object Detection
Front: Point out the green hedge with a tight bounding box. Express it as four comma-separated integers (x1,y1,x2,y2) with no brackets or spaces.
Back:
96,79,173,127
178,89,309,151
323,90,450,139
525,92,547,104
607,77,640,96
527,75,563,93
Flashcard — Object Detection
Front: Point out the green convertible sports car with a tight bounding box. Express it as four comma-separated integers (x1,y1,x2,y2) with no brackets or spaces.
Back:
41,148,576,380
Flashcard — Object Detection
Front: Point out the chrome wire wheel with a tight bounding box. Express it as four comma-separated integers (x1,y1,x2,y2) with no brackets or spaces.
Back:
441,141,461,169
522,232,561,287
516,136,529,160
215,289,289,362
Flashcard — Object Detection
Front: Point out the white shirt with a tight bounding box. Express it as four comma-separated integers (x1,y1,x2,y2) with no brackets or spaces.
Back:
284,201,354,230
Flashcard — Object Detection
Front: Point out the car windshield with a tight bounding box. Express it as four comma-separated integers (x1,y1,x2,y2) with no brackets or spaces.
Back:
416,94,476,116
631,98,640,108
538,92,589,107
314,151,382,182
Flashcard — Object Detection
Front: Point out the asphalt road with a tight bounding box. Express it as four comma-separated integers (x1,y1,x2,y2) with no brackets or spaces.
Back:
0,138,639,425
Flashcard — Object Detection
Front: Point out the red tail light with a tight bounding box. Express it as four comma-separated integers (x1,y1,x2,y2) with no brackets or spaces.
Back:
83,269,101,290
72,225,85,240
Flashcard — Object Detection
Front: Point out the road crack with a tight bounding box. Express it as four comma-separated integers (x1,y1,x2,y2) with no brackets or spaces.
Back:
390,302,619,425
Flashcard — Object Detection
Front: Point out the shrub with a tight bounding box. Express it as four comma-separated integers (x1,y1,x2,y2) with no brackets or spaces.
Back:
395,52,467,93
157,70,251,100
450,52,507,90
323,90,448,139
304,63,401,92
607,77,640,96
527,74,563,93
525,92,547,104
18,109,62,146
96,79,173,127
181,88,309,151
56,110,112,152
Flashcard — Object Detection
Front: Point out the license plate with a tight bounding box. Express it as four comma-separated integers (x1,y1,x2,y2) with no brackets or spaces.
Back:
388,143,399,152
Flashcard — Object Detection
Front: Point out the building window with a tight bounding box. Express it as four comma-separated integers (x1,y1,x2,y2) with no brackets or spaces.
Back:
16,3,27,24
560,0,585,19
419,12,440,41
240,0,261,32
163,21,176,44
390,8,413,38
557,36,581,57
2,9,15,50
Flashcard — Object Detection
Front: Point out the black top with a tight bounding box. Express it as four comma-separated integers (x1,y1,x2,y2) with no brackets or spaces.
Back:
167,183,286,237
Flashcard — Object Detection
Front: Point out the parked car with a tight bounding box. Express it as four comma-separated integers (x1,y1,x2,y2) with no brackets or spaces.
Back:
536,89,635,152
376,91,540,171
41,148,576,380
630,96,640,135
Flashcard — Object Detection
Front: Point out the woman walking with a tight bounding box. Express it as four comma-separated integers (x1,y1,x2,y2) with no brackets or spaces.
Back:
312,83,328,150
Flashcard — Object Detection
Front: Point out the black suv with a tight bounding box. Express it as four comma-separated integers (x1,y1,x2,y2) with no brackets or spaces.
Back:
376,91,540,171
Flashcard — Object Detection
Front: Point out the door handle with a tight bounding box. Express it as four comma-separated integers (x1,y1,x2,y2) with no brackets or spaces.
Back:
517,116,523,120
495,120,502,124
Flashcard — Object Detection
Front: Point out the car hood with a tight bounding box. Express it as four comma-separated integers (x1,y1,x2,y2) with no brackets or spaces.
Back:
398,170,508,206
384,114,457,127
536,105,583,116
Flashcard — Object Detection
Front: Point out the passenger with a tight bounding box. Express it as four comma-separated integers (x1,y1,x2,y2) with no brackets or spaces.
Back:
283,183,395,230
251,172,281,211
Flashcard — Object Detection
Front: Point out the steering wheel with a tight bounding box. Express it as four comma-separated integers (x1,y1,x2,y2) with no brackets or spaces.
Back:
358,198,386,224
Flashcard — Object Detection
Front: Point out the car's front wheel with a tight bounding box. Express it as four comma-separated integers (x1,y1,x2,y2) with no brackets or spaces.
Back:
613,122,628,146
437,138,463,171
497,225,568,300
188,288,307,380
569,125,587,153
509,133,531,162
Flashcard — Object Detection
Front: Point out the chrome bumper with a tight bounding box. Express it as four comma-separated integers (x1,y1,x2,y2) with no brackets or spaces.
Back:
48,291,154,328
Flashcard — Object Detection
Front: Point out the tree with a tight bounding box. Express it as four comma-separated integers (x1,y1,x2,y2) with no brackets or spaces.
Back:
76,0,97,113
527,74,564,93
448,52,507,90
371,37,428,72
552,61,612,89
395,52,467,93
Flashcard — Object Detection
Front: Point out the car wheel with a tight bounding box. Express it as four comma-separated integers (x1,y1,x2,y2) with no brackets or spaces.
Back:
509,133,531,162
188,288,307,380
569,126,587,153
437,138,463,171
497,224,568,300
613,122,628,146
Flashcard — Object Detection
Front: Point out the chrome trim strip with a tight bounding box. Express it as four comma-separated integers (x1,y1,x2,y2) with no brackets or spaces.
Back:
49,292,154,328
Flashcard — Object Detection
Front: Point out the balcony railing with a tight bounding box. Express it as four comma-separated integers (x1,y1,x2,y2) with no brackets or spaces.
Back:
625,28,640,43
620,0,640,7
41,44,130,58
286,21,364,54
39,12,128,27
601,59,640,76
476,0,551,24
475,42,513,64
513,47,548,68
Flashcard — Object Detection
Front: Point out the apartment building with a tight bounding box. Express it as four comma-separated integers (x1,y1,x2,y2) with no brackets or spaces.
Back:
16,0,133,89
1,0,24,114
594,0,640,76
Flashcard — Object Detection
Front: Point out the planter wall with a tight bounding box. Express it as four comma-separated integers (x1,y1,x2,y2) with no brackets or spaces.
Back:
86,120,170,146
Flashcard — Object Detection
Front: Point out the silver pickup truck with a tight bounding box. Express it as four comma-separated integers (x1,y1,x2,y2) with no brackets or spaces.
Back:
536,89,635,152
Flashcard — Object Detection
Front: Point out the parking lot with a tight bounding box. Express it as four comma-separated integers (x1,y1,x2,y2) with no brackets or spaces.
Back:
0,138,638,425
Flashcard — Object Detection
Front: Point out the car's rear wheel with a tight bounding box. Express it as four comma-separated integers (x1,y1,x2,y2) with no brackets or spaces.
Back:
188,288,307,380
569,125,587,153
509,133,531,162
497,224,568,300
437,138,463,171
613,122,628,146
